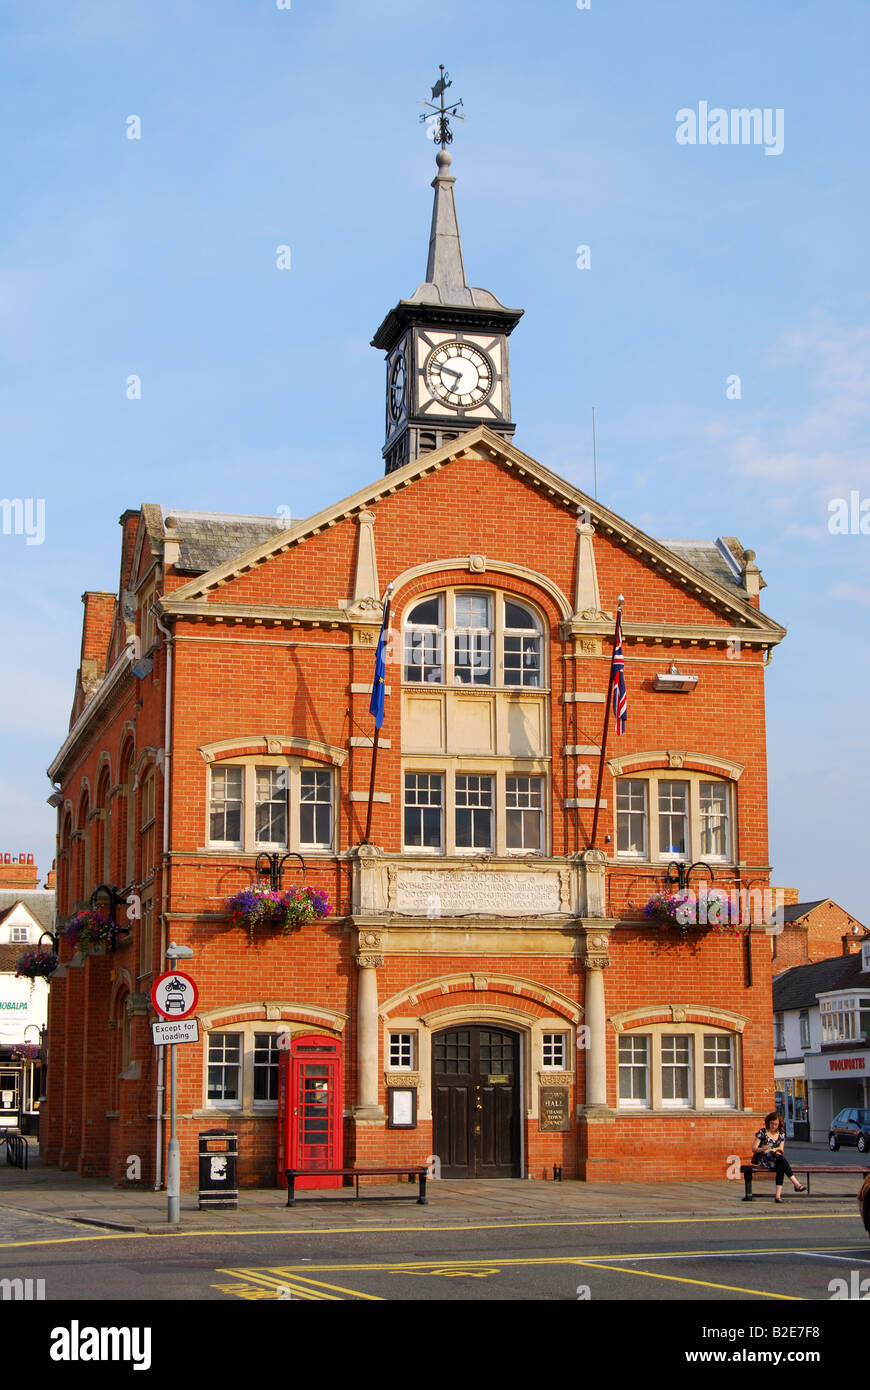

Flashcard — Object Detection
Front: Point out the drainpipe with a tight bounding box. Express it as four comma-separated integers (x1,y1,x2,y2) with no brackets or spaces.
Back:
151,604,174,1190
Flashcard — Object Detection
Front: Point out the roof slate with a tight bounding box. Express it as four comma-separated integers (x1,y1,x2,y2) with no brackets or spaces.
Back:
0,892,55,933
773,953,870,1010
161,510,301,575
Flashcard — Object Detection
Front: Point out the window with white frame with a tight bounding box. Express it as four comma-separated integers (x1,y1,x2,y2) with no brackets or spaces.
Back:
388,1033,416,1070
618,1035,650,1107
799,1009,811,1049
703,1034,733,1106
404,595,444,683
403,590,546,688
404,774,443,850
402,770,548,857
10,926,29,943
503,602,542,687
207,1033,242,1107
206,1027,287,1111
505,775,543,851
774,1013,785,1051
455,774,494,850
206,760,335,852
255,767,287,845
617,1027,740,1111
616,780,647,858
210,766,243,845
542,1033,568,1070
658,783,689,860
820,996,870,1045
661,1034,693,1107
614,774,735,864
699,781,730,860
300,769,332,847
454,592,492,686
253,1034,281,1103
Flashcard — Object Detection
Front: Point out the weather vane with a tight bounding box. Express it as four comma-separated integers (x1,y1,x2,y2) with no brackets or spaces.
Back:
419,65,465,150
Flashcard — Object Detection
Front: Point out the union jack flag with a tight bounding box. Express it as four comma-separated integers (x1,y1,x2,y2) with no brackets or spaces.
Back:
611,609,627,735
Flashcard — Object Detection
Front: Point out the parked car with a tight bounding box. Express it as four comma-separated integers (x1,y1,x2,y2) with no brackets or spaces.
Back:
828,1107,870,1152
859,1171,870,1238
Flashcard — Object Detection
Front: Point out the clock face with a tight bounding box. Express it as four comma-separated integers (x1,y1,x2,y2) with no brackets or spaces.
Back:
426,341,493,408
389,352,406,422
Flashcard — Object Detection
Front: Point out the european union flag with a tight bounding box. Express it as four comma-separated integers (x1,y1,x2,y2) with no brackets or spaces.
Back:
369,592,392,730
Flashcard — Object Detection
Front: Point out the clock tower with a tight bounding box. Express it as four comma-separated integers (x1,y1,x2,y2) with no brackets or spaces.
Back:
372,143,524,474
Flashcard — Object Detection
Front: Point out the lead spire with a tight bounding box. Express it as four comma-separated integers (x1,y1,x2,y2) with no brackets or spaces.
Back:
419,67,468,293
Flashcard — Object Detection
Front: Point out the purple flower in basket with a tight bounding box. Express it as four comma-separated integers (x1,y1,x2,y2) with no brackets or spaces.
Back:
226,884,333,938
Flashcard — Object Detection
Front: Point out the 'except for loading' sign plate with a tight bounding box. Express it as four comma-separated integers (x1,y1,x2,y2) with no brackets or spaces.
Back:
152,1018,200,1046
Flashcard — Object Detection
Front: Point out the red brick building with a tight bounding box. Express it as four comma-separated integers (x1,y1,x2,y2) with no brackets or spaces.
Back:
43,145,787,1187
771,892,869,970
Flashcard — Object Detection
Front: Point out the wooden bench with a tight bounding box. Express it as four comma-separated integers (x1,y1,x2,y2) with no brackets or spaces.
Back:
285,1165,429,1207
740,1162,870,1201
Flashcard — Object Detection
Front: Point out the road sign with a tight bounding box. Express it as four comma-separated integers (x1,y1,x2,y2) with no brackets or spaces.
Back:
151,970,199,1020
152,1018,200,1046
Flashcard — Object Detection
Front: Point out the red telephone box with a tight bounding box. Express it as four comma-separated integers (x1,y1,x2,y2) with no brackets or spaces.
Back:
276,1033,343,1189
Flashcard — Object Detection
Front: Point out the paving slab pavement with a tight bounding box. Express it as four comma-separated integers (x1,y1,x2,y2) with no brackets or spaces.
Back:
0,1150,864,1235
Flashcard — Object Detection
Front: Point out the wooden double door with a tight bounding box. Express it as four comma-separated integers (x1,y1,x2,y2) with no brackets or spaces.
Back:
432,1026,521,1178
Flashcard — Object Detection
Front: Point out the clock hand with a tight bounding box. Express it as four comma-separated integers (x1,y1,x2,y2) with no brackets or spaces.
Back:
440,365,462,385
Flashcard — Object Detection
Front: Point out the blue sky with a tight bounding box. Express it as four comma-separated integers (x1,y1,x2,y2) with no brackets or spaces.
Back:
1,0,868,920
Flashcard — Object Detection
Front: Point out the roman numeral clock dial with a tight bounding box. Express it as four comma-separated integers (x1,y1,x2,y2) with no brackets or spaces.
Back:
426,342,493,408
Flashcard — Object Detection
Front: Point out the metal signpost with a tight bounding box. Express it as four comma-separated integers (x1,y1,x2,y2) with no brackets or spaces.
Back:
151,948,196,1224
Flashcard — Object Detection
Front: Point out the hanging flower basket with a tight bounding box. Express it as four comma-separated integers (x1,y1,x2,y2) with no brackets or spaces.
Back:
11,1042,42,1063
15,949,58,981
226,885,332,942
643,889,740,937
63,910,128,956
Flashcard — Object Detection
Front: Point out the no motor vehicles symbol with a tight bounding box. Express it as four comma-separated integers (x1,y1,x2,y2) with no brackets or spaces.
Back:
151,971,198,1020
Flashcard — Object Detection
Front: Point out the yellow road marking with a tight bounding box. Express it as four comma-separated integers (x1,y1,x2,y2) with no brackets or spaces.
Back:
0,1210,860,1250
201,1244,870,1275
216,1265,383,1301
572,1259,803,1300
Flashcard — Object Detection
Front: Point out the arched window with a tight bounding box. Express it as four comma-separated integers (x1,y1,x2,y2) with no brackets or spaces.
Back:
74,789,90,904
93,764,111,886
403,590,546,688
116,740,136,887
58,811,72,915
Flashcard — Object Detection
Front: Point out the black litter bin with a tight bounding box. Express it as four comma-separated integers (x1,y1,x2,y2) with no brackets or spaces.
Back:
198,1130,238,1209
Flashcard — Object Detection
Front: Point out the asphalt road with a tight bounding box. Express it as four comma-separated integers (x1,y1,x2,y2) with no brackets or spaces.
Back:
2,1205,868,1303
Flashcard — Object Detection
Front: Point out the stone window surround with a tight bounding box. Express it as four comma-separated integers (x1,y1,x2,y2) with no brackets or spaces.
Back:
204,755,338,855
403,586,547,690
614,769,737,865
401,759,550,858
201,1022,285,1115
615,1022,743,1112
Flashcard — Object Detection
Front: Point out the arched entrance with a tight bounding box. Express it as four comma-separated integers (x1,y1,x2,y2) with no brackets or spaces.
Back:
432,1025,521,1178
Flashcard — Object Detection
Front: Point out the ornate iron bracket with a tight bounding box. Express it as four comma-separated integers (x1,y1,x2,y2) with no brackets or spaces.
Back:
253,852,307,892
666,861,714,893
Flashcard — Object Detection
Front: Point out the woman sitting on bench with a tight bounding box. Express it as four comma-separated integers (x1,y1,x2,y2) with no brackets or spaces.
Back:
753,1111,806,1203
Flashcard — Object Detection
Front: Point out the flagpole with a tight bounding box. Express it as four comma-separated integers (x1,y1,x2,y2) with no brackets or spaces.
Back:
364,724,380,844
364,583,393,845
589,596,624,849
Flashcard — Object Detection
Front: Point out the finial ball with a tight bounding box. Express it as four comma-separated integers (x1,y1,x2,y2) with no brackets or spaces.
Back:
435,148,453,172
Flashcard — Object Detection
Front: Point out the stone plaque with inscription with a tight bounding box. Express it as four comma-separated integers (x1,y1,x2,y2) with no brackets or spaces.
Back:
395,868,562,917
539,1086,571,1132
